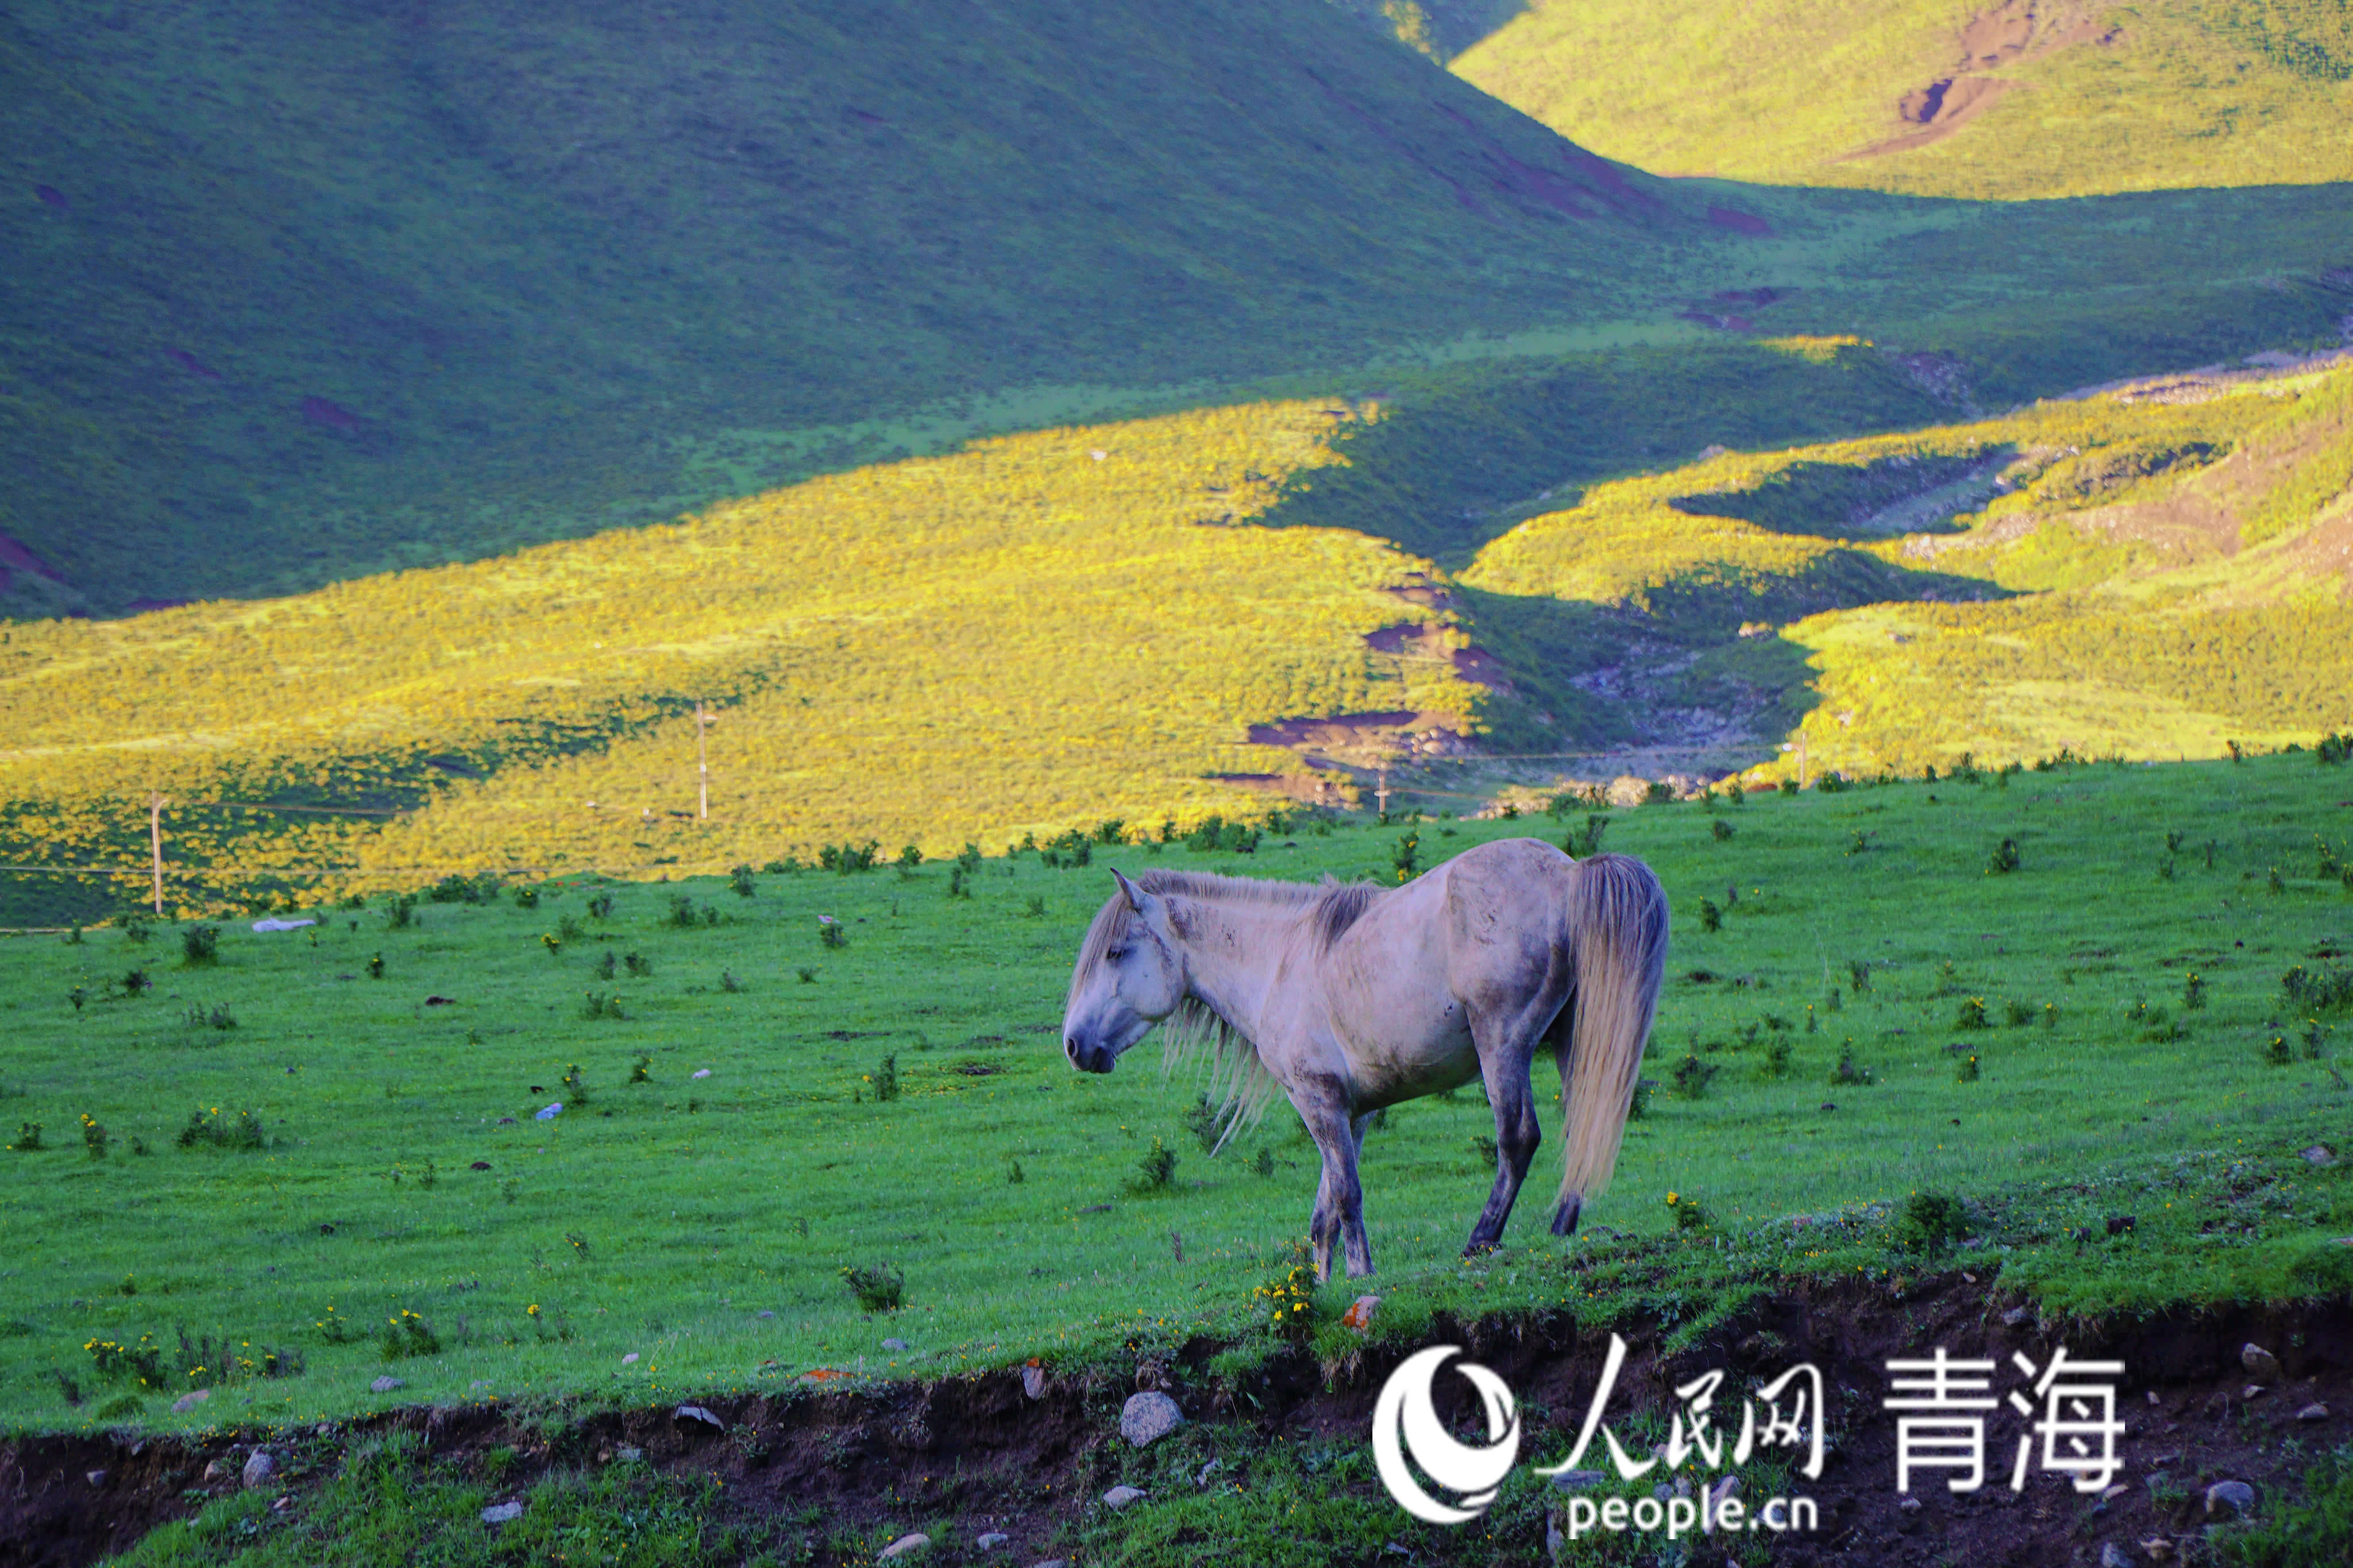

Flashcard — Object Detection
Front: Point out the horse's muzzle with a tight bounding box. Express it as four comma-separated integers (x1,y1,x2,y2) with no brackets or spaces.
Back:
1066,1037,1114,1073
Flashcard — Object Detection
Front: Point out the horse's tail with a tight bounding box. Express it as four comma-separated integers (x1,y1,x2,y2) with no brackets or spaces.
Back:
1556,852,1670,1214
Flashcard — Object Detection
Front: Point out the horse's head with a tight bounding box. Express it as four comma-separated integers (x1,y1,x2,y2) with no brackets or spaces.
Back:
1062,868,1186,1073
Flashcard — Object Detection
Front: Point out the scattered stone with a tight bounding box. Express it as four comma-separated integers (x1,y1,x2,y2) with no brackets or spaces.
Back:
2100,1483,2130,1503
672,1404,725,1432
172,1389,211,1414
1029,1561,1067,1568
1120,1391,1183,1447
481,1501,524,1524
241,1451,276,1489
2242,1343,2281,1379
2100,1543,2134,1568
371,1376,405,1393
755,1310,776,1319
2301,1144,2336,1167
86,1470,105,1486
469,1161,491,1171
692,1069,712,1080
622,1354,639,1365
975,1534,1009,1551
882,1337,909,1353
202,1459,229,1482
2246,1384,2267,1399
1898,1497,1923,1515
2002,1307,2032,1327
1196,1458,1221,1487
2205,1480,2256,1518
877,1533,931,1560
615,1446,643,1462
1549,1470,1607,1490
2297,1403,2329,1422
1021,1361,1048,1400
2142,1539,2174,1561
470,1380,493,1389
1102,1485,1145,1511
1341,1295,1380,1333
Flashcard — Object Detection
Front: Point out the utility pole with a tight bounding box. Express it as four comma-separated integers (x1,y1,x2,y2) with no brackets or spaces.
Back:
696,701,710,820
148,793,166,915
1797,732,1810,790
1375,766,1390,822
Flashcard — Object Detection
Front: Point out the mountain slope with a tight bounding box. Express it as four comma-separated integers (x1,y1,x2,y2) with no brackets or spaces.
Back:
1452,0,2353,199
0,0,1715,619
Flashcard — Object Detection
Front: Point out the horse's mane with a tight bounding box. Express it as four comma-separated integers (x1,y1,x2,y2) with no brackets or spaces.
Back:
1069,869,1385,1152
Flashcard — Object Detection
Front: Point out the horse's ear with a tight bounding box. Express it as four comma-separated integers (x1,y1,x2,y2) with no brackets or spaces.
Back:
1111,867,1145,913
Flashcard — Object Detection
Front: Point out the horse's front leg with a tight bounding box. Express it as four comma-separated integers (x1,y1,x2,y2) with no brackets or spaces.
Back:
1464,1049,1542,1256
1295,1086,1371,1281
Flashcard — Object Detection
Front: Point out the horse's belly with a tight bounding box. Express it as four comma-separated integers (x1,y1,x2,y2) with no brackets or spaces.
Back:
1346,1007,1480,1109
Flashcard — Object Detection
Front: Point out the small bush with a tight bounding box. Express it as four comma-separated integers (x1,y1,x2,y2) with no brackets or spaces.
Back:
380,1310,440,1361
1698,898,1722,933
1023,894,1047,918
2265,1034,2295,1066
1893,1191,1972,1251
720,969,745,994
384,894,416,929
1955,1051,1981,1082
511,885,541,910
1986,838,2022,875
1391,832,1420,883
1626,1078,1656,1119
839,1263,904,1314
1253,1148,1276,1178
595,949,617,980
728,863,757,897
1183,1095,1224,1153
2283,964,2353,1014
365,952,384,979
9,1122,44,1152
1672,1051,1719,1099
1006,1159,1024,1184
178,1107,266,1150
561,1063,591,1103
624,951,653,977
1132,1136,1179,1191
896,845,923,870
179,925,219,966
121,918,151,943
80,1114,106,1159
1830,1045,1874,1086
2002,999,2034,1026
1567,814,1610,858
1711,818,1735,841
1846,958,1872,992
587,893,616,920
1666,1191,1711,1231
871,1053,899,1102
628,1053,651,1084
1954,997,1989,1030
2182,971,2207,1010
1761,1037,1793,1077
1255,1253,1319,1341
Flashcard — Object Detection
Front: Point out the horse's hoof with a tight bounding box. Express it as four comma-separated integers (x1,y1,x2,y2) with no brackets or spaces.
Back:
1460,1240,1498,1260
1551,1197,1582,1238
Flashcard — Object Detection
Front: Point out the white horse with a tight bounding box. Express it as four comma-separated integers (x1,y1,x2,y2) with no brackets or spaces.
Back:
1060,839,1668,1280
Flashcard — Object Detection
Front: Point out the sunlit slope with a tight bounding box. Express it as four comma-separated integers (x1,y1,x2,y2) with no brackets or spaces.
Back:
0,401,1475,906
1453,0,2353,198
1461,351,2353,770
0,0,1715,619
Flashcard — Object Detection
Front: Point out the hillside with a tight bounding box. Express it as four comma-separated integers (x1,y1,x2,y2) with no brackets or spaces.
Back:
1452,0,2353,198
7,0,2352,623
0,0,1729,621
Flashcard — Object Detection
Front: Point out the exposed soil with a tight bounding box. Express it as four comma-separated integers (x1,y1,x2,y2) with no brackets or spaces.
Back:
5,1279,2344,1567
1849,0,2123,160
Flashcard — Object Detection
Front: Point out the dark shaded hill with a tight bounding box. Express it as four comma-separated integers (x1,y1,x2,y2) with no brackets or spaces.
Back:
1,0,1720,616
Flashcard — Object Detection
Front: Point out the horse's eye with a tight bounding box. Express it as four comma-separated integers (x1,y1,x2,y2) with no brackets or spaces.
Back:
1106,947,1127,963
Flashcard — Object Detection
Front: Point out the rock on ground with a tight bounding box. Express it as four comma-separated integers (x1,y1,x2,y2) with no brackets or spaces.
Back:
1120,1391,1183,1447
1103,1485,1146,1511
2205,1480,2256,1517
481,1501,524,1524
370,1376,404,1393
877,1533,931,1560
975,1534,1009,1551
240,1451,275,1490
2241,1343,2281,1378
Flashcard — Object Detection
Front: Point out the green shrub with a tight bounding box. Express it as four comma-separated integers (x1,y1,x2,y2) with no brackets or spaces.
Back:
1698,898,1722,932
1132,1137,1178,1191
871,1053,898,1102
177,1107,267,1150
1986,837,2022,875
1672,1051,1718,1099
839,1263,904,1313
179,925,219,965
1830,1045,1874,1086
1894,1191,1972,1251
380,1310,440,1361
729,863,758,896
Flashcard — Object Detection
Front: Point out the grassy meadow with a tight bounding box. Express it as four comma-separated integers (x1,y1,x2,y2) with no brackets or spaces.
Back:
4,752,2350,1443
1453,0,2353,198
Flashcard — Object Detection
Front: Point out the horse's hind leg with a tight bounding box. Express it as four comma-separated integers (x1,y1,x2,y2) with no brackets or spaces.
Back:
1464,1046,1542,1256
1548,1014,1581,1239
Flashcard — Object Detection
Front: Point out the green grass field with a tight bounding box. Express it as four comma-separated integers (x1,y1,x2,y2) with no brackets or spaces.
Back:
5,752,2349,1447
